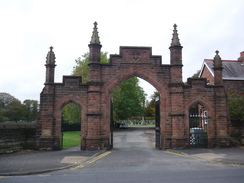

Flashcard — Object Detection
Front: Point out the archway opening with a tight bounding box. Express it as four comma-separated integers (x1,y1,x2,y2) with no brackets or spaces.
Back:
189,103,208,148
111,76,159,149
61,102,81,149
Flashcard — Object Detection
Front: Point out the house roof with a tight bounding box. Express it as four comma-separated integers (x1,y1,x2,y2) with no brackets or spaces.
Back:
199,59,244,80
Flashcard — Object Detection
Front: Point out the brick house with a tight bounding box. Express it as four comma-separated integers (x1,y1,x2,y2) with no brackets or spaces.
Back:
199,51,244,95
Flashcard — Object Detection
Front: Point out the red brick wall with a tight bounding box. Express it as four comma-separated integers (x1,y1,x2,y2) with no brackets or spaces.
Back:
224,80,244,95
201,65,214,85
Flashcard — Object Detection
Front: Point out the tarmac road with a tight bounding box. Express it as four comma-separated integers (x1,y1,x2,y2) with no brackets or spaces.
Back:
1,126,244,183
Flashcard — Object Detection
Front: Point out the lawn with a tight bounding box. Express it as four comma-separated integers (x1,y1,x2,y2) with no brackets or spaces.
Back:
62,131,81,148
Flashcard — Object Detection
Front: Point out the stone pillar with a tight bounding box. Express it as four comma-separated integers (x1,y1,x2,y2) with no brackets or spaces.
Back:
210,87,230,147
45,46,56,84
211,51,230,146
169,24,183,83
37,47,59,150
83,22,109,150
168,24,186,148
169,85,186,149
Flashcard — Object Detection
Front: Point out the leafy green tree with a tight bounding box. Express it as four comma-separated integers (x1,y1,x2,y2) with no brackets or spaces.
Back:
0,93,40,122
112,77,146,121
72,52,108,83
62,103,81,125
228,93,244,127
5,100,24,121
22,100,38,121
0,107,4,122
0,92,24,122
191,70,200,78
0,92,17,108
144,91,159,118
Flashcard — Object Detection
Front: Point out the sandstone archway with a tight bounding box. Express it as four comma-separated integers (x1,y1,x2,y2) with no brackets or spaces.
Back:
37,23,230,150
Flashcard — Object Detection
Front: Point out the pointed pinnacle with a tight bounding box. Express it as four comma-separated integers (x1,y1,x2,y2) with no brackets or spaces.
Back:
46,46,56,65
170,24,181,47
214,50,221,60
90,21,101,44
213,50,222,68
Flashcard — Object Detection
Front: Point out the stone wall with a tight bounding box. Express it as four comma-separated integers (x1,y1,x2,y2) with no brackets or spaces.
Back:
224,80,244,95
0,122,37,154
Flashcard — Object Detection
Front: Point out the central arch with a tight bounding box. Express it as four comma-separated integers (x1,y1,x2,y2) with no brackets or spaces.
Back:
90,46,173,150
105,74,166,149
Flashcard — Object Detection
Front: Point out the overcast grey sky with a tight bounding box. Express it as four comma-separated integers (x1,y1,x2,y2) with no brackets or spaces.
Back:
0,0,243,102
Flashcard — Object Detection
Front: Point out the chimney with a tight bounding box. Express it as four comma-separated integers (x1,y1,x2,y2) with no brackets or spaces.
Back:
238,51,244,63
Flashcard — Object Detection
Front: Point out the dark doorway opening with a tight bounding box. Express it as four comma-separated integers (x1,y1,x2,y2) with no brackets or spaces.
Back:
189,103,208,148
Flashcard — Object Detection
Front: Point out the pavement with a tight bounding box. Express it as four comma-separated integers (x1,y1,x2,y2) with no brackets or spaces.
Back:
0,146,105,176
0,146,244,176
167,147,244,165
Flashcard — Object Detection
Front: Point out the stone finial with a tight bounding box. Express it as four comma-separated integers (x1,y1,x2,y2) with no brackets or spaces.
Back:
170,24,181,47
90,21,101,44
213,50,222,68
46,46,56,65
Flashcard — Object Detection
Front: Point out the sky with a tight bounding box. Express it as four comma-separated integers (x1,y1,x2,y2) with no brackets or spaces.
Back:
0,0,244,102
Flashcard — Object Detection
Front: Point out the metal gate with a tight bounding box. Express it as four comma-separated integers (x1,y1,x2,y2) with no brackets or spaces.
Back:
110,99,113,149
189,111,208,148
61,113,64,148
155,100,161,149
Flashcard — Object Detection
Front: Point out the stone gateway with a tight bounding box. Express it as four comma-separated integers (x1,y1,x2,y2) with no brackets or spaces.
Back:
37,22,230,150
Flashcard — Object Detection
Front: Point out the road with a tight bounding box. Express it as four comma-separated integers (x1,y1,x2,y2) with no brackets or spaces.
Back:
2,126,244,183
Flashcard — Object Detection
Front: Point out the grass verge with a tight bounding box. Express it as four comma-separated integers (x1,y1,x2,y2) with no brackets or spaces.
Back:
62,131,81,148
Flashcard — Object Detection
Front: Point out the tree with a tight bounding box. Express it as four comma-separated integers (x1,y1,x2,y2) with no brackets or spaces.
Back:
144,91,159,118
22,100,39,121
72,52,108,83
228,92,244,127
62,103,81,125
0,92,17,108
0,93,39,122
112,77,146,121
0,107,3,122
191,70,200,78
5,100,23,121
71,52,147,121
0,92,23,122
